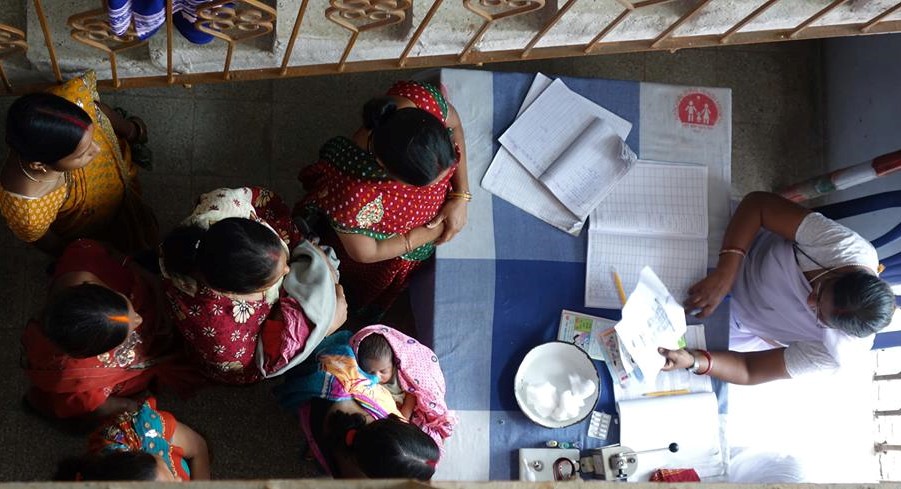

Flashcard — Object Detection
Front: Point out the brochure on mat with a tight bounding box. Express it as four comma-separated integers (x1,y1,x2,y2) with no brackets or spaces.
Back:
556,310,631,384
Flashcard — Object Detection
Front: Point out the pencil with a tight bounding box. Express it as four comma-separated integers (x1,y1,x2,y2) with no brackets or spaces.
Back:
642,389,690,397
611,267,628,306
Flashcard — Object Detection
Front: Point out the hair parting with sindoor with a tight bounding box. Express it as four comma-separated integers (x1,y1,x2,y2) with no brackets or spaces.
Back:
6,92,92,166
43,283,130,358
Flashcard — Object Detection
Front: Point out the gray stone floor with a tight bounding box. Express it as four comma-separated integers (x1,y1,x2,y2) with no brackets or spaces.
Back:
0,40,826,481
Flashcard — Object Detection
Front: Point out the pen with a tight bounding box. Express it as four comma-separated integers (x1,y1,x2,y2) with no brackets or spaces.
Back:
642,389,690,397
611,267,628,306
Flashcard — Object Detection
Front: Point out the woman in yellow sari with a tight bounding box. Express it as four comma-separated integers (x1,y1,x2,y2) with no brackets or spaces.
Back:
0,71,156,255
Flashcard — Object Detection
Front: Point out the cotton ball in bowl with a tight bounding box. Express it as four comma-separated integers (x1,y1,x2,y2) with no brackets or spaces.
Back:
569,373,597,400
525,381,558,418
514,342,601,428
551,389,583,422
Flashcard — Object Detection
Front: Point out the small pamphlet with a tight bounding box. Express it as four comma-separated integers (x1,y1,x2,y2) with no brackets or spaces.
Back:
614,267,688,387
556,310,632,384
556,309,614,360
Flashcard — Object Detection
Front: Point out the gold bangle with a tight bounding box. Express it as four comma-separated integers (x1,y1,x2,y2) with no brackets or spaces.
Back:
448,191,472,201
718,248,746,258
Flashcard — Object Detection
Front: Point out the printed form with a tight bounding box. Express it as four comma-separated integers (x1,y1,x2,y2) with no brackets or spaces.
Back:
585,161,709,309
481,75,633,235
498,79,635,220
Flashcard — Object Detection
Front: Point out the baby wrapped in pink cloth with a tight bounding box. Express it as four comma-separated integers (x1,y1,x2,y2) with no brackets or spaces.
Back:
351,325,456,449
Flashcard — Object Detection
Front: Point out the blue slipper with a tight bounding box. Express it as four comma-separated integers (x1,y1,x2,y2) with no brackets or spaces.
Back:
173,10,214,45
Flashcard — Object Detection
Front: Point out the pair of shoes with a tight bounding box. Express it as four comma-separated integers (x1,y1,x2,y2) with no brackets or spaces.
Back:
113,107,154,170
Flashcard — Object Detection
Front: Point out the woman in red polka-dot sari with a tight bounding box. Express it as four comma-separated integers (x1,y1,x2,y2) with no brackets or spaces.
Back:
297,81,470,321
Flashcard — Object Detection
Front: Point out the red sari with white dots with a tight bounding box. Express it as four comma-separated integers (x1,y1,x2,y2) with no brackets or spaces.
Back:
298,81,458,320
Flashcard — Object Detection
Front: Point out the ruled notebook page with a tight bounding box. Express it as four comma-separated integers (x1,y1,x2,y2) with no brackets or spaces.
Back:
590,162,708,238
585,234,708,309
585,160,709,309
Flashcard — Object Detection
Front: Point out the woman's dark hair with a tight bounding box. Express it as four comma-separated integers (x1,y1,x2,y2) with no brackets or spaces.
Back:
357,333,394,371
43,283,130,358
363,98,456,186
6,93,92,165
829,270,896,337
54,451,159,481
161,217,284,294
328,411,439,480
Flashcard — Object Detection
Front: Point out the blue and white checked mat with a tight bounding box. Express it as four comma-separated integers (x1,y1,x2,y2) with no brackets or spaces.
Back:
411,69,733,480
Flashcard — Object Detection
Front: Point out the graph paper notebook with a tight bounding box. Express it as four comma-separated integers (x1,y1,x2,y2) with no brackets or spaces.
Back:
585,161,708,309
491,77,635,230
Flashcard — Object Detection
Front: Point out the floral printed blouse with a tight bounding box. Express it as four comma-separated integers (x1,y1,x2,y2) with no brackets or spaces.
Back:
163,187,300,384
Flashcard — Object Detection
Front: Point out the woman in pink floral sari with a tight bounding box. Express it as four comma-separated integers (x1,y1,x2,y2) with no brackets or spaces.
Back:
160,187,346,384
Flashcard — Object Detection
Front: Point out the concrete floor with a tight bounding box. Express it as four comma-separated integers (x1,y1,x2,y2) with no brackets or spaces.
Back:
0,40,826,481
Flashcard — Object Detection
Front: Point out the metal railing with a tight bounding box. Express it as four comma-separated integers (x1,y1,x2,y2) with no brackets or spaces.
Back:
0,0,900,93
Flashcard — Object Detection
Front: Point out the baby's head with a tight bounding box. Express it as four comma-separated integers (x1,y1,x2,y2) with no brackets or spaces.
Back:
358,333,395,384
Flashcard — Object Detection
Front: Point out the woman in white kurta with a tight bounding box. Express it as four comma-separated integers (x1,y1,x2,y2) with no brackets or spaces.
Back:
659,192,895,384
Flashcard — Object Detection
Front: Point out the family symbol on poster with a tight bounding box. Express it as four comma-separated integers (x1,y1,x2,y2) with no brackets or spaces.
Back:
676,91,719,128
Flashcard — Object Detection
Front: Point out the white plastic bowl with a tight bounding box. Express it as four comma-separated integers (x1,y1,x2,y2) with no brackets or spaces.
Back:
514,341,601,428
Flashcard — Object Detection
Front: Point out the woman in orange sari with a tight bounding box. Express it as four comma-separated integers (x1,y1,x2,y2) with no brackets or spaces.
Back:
0,71,156,255
21,239,192,420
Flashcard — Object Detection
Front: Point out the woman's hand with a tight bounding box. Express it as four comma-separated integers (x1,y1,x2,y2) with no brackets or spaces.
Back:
171,420,211,480
684,255,742,318
328,284,348,334
658,348,694,371
428,198,468,245
400,392,417,420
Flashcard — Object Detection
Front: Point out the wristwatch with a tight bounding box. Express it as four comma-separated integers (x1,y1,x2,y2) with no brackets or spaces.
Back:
686,351,701,374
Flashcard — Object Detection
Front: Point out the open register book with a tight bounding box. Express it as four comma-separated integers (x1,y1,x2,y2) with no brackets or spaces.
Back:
482,74,634,235
585,161,709,309
498,102,636,220
615,325,726,481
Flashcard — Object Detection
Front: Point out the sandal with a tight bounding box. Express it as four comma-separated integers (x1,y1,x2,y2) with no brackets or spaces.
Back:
128,117,154,170
112,107,153,170
127,115,149,145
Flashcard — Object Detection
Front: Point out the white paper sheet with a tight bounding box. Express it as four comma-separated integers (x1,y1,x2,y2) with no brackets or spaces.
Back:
585,234,707,309
618,392,725,481
585,160,709,308
613,267,688,386
541,119,636,218
481,75,586,234
590,162,709,238
612,325,712,401
481,75,633,235
498,78,632,177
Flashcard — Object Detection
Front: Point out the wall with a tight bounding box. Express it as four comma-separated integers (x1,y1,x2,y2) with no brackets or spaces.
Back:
821,33,901,261
821,33,901,342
